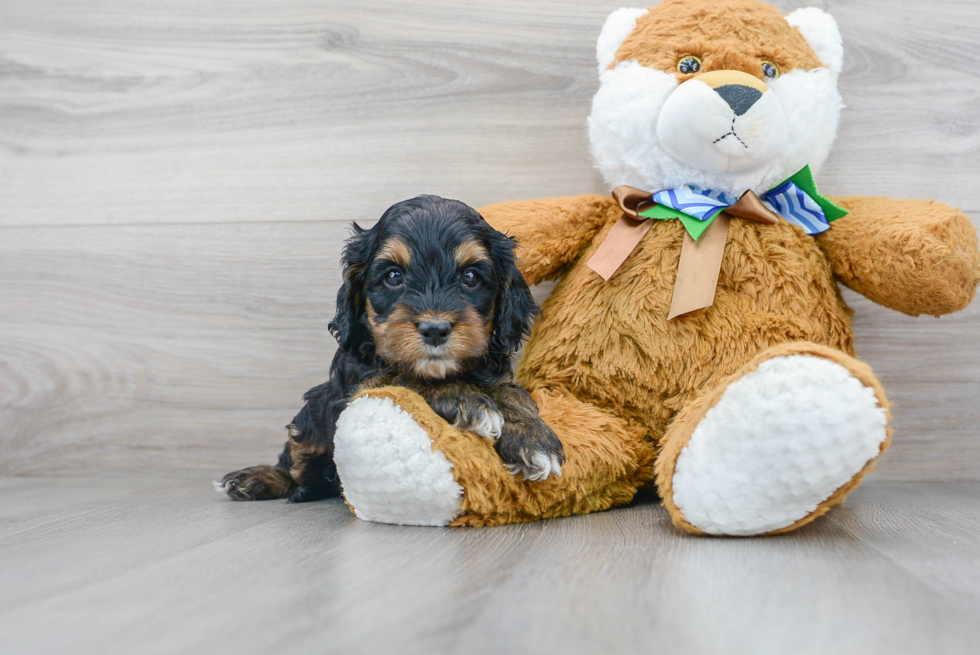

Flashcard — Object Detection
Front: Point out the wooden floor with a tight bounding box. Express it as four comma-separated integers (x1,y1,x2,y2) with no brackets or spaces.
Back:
0,477,978,655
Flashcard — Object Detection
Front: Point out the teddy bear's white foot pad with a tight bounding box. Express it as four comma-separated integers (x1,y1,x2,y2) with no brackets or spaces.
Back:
671,355,888,536
333,395,463,526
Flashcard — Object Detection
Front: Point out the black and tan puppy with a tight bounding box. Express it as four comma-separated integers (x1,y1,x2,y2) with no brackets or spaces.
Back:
217,195,564,503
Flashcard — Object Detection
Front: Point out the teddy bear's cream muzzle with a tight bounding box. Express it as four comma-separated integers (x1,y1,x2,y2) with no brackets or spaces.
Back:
657,69,788,176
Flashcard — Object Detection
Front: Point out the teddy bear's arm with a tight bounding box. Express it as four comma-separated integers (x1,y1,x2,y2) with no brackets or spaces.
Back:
479,195,620,285
816,196,980,316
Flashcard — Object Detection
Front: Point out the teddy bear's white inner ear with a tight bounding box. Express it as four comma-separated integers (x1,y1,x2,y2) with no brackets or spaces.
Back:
785,7,844,77
596,7,649,75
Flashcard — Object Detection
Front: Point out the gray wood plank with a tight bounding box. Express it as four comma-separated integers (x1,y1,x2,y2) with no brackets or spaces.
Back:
831,481,980,607
1,477,978,655
0,221,345,476
1,0,978,229
449,492,980,655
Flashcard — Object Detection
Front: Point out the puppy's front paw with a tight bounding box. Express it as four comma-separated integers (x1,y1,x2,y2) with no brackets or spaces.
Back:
214,465,294,501
497,420,565,482
454,394,504,440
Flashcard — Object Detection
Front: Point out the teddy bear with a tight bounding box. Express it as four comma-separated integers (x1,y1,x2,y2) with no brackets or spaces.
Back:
330,0,980,535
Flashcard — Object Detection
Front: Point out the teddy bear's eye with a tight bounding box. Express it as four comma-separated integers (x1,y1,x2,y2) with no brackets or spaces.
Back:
762,61,780,80
676,56,702,75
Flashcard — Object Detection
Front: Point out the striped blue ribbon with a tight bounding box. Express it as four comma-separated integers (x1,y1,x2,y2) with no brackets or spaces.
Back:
652,180,831,235
761,180,831,234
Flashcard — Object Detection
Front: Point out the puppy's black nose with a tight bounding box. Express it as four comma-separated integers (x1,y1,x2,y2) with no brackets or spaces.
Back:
714,84,762,116
418,320,453,346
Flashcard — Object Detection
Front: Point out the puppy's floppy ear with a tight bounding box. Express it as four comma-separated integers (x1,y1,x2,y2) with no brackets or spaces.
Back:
488,229,538,355
328,222,378,354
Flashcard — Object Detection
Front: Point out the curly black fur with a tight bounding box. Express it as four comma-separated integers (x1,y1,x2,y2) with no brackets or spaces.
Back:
218,195,554,503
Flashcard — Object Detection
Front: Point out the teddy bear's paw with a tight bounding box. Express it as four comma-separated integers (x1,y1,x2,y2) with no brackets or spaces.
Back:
333,395,463,526
671,354,888,536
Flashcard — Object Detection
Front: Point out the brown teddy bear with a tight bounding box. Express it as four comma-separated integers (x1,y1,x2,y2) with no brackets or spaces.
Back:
331,0,980,535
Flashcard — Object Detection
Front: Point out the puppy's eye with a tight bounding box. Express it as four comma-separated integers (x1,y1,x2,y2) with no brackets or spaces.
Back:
762,61,779,80
383,269,404,288
677,55,701,75
461,269,480,289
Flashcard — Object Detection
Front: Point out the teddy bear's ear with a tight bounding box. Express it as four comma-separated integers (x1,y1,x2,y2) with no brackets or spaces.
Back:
596,7,649,75
785,7,844,77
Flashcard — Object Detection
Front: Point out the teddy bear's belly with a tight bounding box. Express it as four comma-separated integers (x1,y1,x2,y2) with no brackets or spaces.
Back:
517,219,855,436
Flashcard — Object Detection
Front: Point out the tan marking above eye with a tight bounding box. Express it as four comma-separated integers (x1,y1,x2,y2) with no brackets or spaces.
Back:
376,238,412,267
454,239,491,267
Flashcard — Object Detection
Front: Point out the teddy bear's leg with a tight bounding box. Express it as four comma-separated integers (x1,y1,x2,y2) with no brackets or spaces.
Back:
333,385,652,526
655,342,891,537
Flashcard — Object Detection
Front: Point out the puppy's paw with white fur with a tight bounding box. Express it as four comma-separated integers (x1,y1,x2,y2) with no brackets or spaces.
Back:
214,465,295,501
428,389,504,440
456,398,505,440
504,450,564,482
497,419,565,481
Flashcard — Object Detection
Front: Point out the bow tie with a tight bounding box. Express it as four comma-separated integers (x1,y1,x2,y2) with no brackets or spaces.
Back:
586,166,848,319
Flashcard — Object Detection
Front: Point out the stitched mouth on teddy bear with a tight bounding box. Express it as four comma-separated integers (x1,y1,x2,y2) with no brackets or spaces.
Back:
712,117,749,149
657,70,788,175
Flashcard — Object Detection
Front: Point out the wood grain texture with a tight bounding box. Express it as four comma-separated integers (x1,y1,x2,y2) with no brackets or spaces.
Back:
0,0,978,228
1,0,979,479
1,477,979,655
0,222,344,476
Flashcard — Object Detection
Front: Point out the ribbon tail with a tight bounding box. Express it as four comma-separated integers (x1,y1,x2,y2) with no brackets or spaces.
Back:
586,214,653,281
668,214,730,320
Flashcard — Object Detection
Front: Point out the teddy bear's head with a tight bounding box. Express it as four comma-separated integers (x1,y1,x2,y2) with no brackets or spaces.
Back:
588,0,844,196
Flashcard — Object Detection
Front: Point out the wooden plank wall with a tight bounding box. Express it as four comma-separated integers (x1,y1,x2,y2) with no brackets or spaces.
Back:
1,0,978,480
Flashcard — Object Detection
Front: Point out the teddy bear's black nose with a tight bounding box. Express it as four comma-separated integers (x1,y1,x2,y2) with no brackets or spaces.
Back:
418,320,453,346
715,84,763,116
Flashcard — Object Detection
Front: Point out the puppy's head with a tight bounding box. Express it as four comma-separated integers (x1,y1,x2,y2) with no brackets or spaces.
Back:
329,195,536,381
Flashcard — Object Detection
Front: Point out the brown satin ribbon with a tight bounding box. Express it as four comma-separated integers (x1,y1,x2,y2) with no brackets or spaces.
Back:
586,186,780,319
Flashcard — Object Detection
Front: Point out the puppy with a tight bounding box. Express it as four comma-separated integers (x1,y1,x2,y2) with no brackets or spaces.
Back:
217,195,564,503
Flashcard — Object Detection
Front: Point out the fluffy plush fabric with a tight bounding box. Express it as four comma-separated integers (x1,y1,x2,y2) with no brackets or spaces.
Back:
614,0,823,74
818,196,980,316
785,7,844,76
663,345,890,536
330,0,980,534
343,385,651,526
595,8,649,74
589,0,842,195
333,396,463,526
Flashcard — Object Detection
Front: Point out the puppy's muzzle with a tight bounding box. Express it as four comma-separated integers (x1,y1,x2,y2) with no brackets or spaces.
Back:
418,319,453,347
